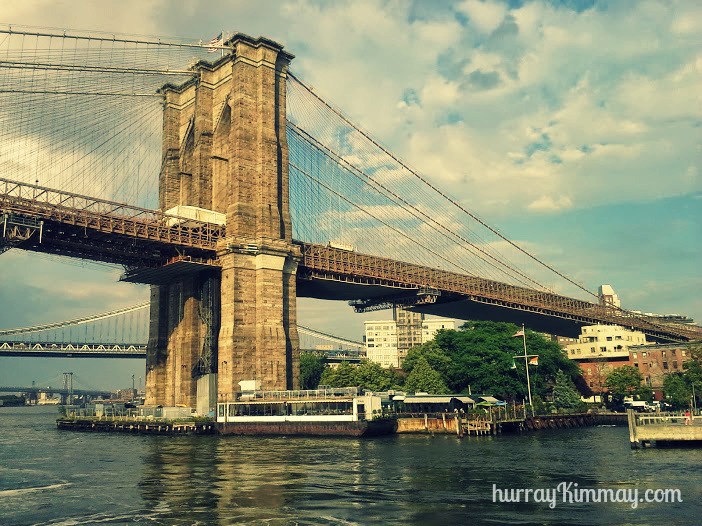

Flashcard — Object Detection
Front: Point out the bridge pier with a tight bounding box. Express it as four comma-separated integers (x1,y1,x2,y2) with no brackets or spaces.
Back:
146,34,300,408
146,274,219,407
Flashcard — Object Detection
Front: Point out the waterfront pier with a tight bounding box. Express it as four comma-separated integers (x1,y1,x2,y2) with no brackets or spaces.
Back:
396,411,626,437
628,410,702,448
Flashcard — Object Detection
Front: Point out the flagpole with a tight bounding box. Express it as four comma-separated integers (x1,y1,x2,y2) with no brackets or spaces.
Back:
522,324,534,415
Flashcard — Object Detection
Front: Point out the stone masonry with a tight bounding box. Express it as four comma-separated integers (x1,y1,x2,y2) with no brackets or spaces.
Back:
145,34,300,407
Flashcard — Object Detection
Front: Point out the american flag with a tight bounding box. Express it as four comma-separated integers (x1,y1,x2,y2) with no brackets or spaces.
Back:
207,32,223,53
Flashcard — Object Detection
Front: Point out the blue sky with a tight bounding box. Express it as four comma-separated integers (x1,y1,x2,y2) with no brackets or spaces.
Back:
0,0,700,389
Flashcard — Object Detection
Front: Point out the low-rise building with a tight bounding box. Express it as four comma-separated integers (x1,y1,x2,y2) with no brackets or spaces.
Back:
364,310,455,368
421,319,456,342
629,343,695,392
566,324,649,395
566,325,696,399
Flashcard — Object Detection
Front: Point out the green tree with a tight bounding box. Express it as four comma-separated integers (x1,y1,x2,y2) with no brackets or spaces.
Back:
299,352,326,390
320,362,356,388
402,341,453,377
423,321,583,400
354,361,400,391
663,373,691,409
605,366,644,399
552,370,582,410
404,356,449,394
683,344,702,406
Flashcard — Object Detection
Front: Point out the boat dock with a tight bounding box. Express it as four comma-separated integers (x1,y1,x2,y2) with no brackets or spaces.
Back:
57,417,217,435
627,410,702,448
396,412,625,436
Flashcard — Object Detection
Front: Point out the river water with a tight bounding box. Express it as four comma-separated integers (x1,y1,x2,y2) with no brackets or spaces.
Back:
0,406,700,525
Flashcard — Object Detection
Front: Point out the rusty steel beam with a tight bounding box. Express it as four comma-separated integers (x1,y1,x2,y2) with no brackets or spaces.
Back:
0,177,224,251
297,242,702,342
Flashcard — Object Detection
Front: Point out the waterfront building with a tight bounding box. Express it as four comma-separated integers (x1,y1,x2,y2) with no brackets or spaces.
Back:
364,320,399,368
394,306,425,364
566,324,649,395
421,319,456,343
566,325,697,399
364,307,455,368
628,343,695,394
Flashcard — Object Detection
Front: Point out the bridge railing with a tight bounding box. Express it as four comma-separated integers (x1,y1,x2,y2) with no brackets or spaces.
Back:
0,177,225,250
299,243,701,341
0,341,146,355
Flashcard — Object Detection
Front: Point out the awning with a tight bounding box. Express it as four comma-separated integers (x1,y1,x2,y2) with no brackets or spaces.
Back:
404,396,475,404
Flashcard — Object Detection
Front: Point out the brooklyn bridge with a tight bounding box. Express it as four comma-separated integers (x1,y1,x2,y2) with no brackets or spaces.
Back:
1,27,699,410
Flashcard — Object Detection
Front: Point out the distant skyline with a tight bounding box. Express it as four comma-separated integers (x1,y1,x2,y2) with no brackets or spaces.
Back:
1,0,700,389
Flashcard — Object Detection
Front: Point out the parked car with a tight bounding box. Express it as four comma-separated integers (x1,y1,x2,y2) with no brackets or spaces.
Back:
623,400,653,413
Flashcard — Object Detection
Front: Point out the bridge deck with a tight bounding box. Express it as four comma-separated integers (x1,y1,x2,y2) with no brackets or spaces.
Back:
2,178,700,343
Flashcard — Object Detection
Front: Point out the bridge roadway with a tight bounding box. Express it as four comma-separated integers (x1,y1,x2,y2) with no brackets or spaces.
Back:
0,341,146,358
0,385,113,397
0,341,358,360
2,177,700,342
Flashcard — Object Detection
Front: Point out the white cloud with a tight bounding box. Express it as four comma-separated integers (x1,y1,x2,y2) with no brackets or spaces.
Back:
457,0,507,34
527,195,573,212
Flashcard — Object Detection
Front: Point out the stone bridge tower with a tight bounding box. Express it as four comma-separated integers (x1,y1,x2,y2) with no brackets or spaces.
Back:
145,34,300,408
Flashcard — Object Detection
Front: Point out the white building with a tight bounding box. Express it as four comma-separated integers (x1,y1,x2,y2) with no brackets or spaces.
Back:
598,284,621,308
421,319,455,342
364,320,399,368
364,314,455,369
565,324,648,360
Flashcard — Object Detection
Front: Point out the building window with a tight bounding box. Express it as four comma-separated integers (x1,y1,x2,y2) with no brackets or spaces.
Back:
606,336,612,341
663,362,669,370
673,361,679,369
632,352,637,359
682,350,687,357
642,352,647,358
634,363,639,367
671,349,676,356
600,347,607,353
662,351,667,358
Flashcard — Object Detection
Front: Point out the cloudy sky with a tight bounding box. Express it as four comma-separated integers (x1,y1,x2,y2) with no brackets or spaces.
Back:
0,0,700,389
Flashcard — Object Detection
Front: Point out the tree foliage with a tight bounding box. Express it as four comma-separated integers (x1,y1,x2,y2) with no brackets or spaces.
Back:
683,344,702,401
320,361,401,391
306,321,586,408
605,366,644,397
663,373,691,409
403,356,449,394
299,352,326,390
552,370,582,409
402,321,583,401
